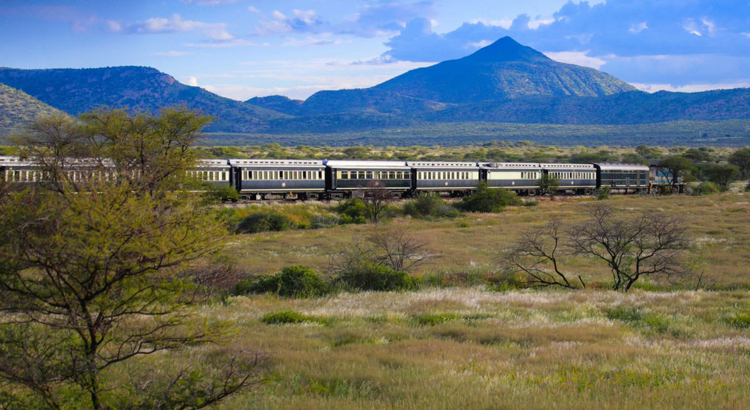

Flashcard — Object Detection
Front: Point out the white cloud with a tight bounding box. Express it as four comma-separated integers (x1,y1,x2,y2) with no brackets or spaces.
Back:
185,76,199,86
527,18,554,30
247,6,260,13
107,20,122,32
632,82,750,93
130,14,233,40
629,22,648,33
153,50,193,56
468,40,492,49
544,51,607,69
282,33,351,47
185,39,269,48
182,0,245,5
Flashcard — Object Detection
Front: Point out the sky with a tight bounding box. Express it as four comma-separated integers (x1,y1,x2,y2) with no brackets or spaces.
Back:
1,0,749,101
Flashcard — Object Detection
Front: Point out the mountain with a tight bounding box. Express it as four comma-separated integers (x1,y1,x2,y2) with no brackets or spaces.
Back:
0,83,69,137
373,37,636,103
246,95,304,116
420,88,750,125
0,66,287,133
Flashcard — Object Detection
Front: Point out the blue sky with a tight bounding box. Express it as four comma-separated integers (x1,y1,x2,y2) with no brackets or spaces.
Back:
1,0,749,101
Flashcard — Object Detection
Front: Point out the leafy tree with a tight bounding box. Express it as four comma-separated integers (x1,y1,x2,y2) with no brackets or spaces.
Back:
234,266,330,298
728,148,750,178
660,156,697,186
342,146,369,159
0,108,261,409
682,148,713,163
457,181,521,212
539,173,560,197
701,163,741,189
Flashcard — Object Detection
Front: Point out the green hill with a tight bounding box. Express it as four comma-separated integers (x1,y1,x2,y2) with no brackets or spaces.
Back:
0,83,69,137
0,66,287,133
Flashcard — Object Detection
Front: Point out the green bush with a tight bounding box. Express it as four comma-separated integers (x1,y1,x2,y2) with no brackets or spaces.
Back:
236,211,294,233
597,186,611,200
403,194,461,219
411,313,460,326
605,306,643,322
745,182,750,192
336,199,368,224
336,262,419,292
203,185,240,203
691,182,720,196
260,310,328,325
233,266,329,297
457,182,522,213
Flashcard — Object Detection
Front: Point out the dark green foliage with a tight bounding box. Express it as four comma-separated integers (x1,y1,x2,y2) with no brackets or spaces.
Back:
728,148,750,178
682,148,713,163
236,211,294,233
336,199,368,224
701,163,741,189
203,185,240,203
233,266,329,298
597,186,611,200
457,182,521,212
605,306,643,322
260,310,328,325
335,262,419,292
691,182,720,196
411,313,460,326
539,174,560,196
402,194,461,219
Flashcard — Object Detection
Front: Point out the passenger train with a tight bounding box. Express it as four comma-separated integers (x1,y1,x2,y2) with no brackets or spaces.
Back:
1,155,683,199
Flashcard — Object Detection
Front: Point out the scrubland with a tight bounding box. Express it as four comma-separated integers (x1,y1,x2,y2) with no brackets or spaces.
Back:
150,190,750,409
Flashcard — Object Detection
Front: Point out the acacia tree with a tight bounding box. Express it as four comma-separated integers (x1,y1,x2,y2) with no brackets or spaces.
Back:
0,108,261,409
539,173,560,197
368,224,433,272
360,181,394,223
569,206,690,291
501,218,583,289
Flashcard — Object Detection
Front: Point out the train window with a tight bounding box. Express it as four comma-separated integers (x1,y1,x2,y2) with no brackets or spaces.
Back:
366,171,372,179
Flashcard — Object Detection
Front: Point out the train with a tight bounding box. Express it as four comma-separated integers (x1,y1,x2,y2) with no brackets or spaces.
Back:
1,156,684,200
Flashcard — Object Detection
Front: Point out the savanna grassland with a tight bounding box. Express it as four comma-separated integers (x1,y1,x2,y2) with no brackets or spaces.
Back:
162,191,750,409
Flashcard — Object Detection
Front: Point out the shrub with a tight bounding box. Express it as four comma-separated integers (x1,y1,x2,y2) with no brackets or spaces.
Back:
605,306,643,322
457,182,522,213
403,194,461,219
234,266,329,297
597,186,611,200
411,313,460,326
691,182,720,196
336,262,419,292
745,181,750,192
336,199,368,224
203,185,240,203
261,310,328,325
236,211,294,233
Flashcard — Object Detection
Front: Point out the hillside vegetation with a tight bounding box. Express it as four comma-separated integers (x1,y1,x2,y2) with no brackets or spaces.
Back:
0,83,67,136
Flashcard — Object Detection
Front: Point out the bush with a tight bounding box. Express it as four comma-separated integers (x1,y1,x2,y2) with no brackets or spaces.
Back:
745,182,750,192
457,182,522,213
597,186,611,200
725,313,750,329
336,262,419,292
261,310,328,325
403,194,461,219
233,266,329,297
236,211,294,233
336,199,368,224
691,182,720,196
203,185,240,203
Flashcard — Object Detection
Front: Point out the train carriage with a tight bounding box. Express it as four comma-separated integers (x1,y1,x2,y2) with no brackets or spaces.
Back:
408,161,481,195
190,159,233,189
230,159,326,200
482,162,543,195
1,156,37,183
325,160,411,198
594,163,650,194
541,163,597,194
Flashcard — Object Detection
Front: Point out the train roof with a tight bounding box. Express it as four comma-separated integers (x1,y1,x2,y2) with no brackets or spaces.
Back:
406,161,479,168
228,159,324,166
482,162,541,168
594,163,650,171
324,160,409,169
0,156,34,167
196,159,231,168
540,163,596,169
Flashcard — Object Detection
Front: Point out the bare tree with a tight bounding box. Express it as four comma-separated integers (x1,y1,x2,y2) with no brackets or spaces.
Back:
501,218,583,289
569,206,690,291
368,224,433,272
360,181,393,223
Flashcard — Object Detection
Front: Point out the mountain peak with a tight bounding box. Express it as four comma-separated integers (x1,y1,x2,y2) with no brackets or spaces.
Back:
461,36,550,63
